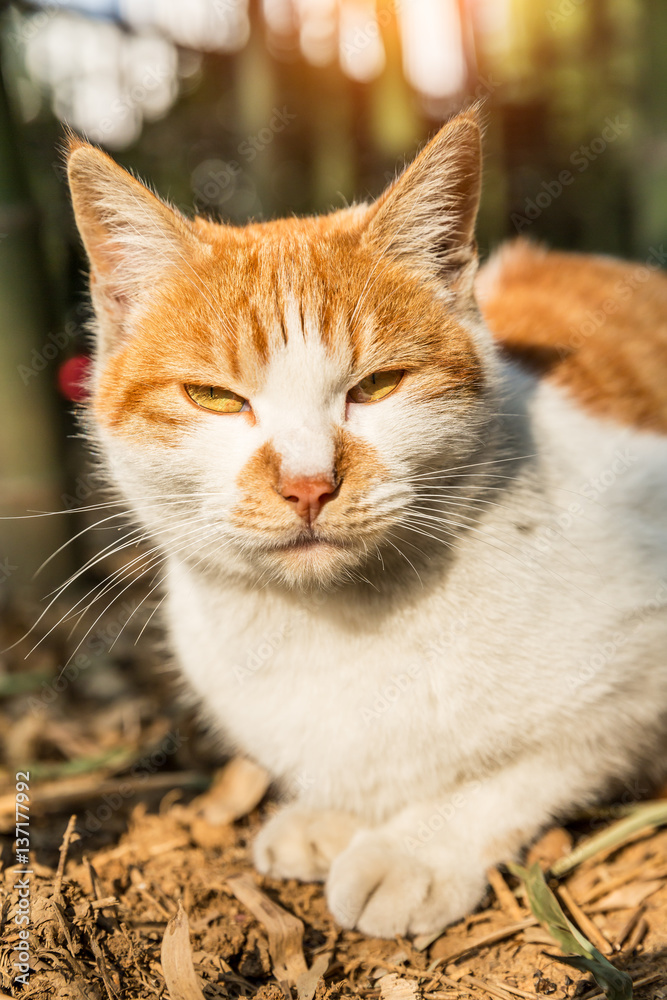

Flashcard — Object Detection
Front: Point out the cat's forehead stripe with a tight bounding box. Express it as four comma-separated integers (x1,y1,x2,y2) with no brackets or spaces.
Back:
93,219,485,438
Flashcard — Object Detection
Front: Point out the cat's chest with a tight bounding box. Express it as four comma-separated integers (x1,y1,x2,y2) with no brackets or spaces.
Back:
168,577,475,802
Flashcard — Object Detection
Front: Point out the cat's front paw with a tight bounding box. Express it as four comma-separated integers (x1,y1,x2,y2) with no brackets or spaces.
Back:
253,807,361,881
326,831,485,938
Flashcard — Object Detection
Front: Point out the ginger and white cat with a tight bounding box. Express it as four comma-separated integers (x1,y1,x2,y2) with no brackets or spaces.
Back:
67,109,667,938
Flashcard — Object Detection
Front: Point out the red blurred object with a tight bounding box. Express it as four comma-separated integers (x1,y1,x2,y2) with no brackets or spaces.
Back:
58,354,92,403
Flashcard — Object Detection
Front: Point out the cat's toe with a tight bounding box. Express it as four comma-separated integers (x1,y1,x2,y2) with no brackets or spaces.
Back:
326,833,433,937
253,807,361,882
326,833,486,938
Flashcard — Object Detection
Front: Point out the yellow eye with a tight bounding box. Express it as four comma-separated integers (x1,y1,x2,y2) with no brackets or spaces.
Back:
348,370,404,404
184,384,247,413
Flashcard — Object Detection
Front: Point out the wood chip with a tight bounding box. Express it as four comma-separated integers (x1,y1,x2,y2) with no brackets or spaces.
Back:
579,860,667,904
588,877,663,912
379,973,423,1000
556,884,613,955
437,971,537,1000
485,979,543,1000
525,827,573,871
91,896,120,910
189,757,270,825
226,873,307,995
461,976,529,1000
614,905,646,950
429,918,536,963
624,914,648,953
160,901,206,1000
486,868,523,921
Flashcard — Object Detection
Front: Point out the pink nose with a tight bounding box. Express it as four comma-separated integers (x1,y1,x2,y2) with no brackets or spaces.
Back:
279,476,338,524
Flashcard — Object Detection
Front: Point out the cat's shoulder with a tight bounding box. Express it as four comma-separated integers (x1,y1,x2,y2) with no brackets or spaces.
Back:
476,238,667,434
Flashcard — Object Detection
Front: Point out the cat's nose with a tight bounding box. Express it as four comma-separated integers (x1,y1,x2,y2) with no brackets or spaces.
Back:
279,475,339,524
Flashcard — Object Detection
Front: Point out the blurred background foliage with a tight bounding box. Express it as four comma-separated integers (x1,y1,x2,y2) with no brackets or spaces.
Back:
0,0,665,588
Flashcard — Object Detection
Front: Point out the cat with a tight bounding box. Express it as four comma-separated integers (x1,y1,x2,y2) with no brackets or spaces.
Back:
67,107,667,938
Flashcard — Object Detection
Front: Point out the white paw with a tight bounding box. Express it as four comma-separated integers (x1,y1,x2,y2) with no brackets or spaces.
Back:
253,807,361,881
326,831,486,938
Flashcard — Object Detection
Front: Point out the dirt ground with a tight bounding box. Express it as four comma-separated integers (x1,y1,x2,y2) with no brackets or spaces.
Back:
1,580,666,1000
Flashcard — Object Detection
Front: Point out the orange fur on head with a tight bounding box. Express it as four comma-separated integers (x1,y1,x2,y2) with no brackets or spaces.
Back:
66,114,487,446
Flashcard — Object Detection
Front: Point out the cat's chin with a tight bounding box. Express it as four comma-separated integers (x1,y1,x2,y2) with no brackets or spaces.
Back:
254,536,366,589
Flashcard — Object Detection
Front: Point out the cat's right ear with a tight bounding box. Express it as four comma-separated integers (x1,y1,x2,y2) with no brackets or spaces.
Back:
67,136,204,352
361,108,483,303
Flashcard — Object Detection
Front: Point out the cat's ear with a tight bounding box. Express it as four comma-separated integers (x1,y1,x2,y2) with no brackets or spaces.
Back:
363,108,482,298
67,137,204,351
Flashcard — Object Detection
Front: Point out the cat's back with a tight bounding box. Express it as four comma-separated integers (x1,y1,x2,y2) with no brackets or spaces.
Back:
477,239,667,435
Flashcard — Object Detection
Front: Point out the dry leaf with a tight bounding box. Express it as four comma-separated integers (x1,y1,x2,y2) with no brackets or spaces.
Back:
226,873,307,992
295,951,331,1000
191,757,270,825
590,878,663,912
160,901,206,1000
379,973,422,1000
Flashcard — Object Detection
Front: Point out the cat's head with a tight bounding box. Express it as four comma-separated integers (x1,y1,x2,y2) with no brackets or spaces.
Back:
67,108,499,590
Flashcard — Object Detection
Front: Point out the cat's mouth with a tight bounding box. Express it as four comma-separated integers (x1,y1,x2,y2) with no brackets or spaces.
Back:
270,534,348,552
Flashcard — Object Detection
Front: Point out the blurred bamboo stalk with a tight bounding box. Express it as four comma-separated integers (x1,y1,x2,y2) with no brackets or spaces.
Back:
0,57,67,592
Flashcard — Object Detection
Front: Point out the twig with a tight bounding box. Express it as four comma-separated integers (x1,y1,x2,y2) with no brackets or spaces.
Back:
624,915,648,953
437,971,535,1000
89,933,120,1000
54,813,77,897
614,905,645,950
429,918,537,964
0,770,209,829
486,868,524,922
557,884,613,955
486,980,543,999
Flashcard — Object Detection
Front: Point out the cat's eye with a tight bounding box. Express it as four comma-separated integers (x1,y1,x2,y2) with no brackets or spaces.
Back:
184,384,248,413
348,370,404,404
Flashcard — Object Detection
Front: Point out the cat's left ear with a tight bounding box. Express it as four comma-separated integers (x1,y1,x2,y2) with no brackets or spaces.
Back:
67,136,205,352
363,108,483,299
